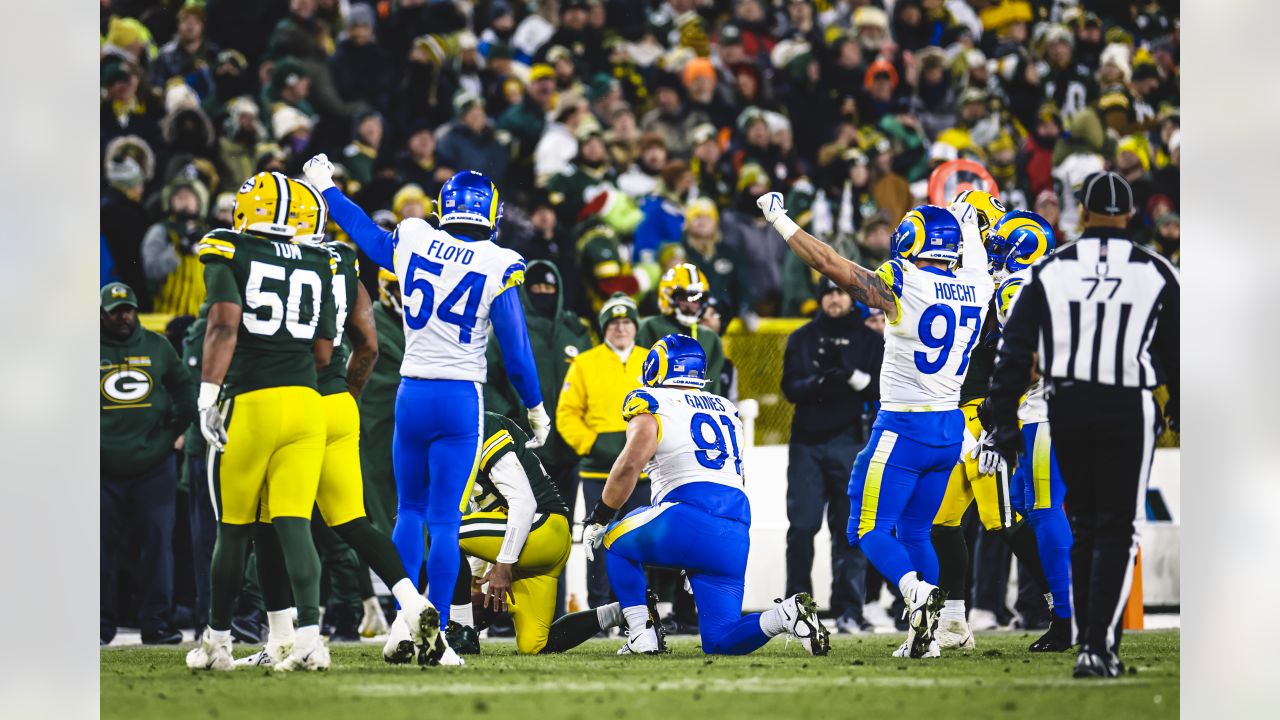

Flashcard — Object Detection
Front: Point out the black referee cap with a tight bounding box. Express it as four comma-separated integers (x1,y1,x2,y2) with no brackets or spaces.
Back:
1075,171,1135,216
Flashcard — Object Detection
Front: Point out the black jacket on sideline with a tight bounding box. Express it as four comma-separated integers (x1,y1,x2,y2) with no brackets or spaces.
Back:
782,311,883,445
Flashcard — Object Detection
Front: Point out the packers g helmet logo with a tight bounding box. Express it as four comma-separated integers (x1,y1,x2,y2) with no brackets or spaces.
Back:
238,177,256,194
110,286,128,299
101,367,153,404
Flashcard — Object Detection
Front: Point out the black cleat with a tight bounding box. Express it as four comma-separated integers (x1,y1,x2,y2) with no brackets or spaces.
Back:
645,589,669,653
230,610,264,645
1073,649,1124,678
445,621,481,655
1029,616,1074,653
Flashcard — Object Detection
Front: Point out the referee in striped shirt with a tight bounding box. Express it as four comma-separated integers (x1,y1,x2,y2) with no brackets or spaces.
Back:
980,171,1179,678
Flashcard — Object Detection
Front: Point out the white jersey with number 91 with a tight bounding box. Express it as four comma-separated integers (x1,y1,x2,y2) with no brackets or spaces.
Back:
621,386,745,504
875,258,994,410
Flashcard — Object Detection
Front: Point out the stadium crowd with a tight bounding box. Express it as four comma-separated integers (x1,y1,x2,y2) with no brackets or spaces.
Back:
99,0,1179,643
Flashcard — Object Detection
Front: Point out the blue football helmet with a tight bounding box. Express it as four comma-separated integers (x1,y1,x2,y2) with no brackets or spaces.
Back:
988,210,1055,280
893,205,962,263
642,333,708,389
438,170,503,235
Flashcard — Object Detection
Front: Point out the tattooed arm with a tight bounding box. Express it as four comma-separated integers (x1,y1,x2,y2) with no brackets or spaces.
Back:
344,283,380,399
756,192,899,322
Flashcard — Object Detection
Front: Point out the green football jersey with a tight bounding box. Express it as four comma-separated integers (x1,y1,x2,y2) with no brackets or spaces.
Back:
197,229,338,398
314,241,361,396
473,412,569,516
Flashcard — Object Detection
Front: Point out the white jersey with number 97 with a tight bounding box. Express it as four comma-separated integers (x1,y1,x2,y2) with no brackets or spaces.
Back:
875,258,994,410
390,218,525,382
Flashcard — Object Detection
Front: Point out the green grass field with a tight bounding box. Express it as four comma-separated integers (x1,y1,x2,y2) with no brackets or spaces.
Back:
101,630,1178,719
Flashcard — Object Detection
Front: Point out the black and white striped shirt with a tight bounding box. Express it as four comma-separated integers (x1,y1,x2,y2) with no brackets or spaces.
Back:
985,227,1179,427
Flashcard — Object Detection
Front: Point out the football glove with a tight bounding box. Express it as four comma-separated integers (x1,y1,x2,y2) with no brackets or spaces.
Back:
756,192,786,224
968,430,1005,477
303,154,336,192
197,382,228,451
947,200,979,231
525,403,551,449
582,523,606,562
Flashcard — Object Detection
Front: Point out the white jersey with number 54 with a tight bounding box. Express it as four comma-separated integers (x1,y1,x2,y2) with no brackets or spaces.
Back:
874,258,994,410
390,218,525,382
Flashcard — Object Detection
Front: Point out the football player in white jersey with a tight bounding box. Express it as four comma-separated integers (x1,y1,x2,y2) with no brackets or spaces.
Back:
303,155,549,666
578,333,830,656
758,193,993,658
974,209,1074,653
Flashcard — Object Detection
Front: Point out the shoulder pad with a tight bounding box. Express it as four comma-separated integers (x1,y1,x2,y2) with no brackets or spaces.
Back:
875,259,906,298
622,388,659,421
196,230,239,262
501,260,527,291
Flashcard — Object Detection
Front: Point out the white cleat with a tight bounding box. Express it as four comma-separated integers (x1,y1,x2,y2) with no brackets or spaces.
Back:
233,640,292,667
968,608,1000,631
185,629,233,671
418,630,465,666
403,598,440,649
935,618,975,650
903,582,946,659
359,597,390,638
383,614,416,664
893,637,940,658
617,627,662,655
775,593,831,656
273,636,331,672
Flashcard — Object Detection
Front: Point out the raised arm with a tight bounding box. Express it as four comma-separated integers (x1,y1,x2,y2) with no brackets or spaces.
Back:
304,154,396,269
756,193,899,322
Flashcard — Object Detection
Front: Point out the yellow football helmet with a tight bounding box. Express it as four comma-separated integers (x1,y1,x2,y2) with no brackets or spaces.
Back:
232,171,297,237
951,188,1007,241
286,177,329,241
378,267,402,316
658,262,709,325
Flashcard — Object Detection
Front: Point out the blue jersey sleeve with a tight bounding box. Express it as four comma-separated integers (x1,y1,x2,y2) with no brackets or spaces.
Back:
321,186,396,269
490,288,543,409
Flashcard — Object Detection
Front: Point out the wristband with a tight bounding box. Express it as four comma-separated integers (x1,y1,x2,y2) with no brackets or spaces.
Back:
585,500,620,527
198,382,222,410
848,369,871,392
771,214,801,241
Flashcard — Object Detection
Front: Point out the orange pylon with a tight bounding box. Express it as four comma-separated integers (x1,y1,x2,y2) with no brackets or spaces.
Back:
1122,546,1145,630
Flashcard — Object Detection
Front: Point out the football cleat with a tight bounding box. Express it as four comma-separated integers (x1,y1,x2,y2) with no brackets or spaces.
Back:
445,621,481,655
382,614,415,664
893,637,940,658
273,636,331,672
417,629,465,667
185,628,234,671
233,640,292,668
935,618,975,650
645,589,669,653
903,582,947,659
1029,616,1074,653
968,608,999,631
775,593,831,656
617,627,662,655
359,597,390,638
403,598,441,649
1073,649,1124,679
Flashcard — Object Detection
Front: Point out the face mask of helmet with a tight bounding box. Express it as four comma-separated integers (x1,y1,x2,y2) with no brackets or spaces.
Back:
671,289,705,325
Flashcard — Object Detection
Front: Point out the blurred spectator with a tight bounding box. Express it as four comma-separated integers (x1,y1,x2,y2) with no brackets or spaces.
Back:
689,123,733,209
1038,24,1097,117
681,198,750,326
101,282,195,645
546,126,617,227
102,57,161,149
1151,212,1180,266
436,91,510,187
641,72,695,155
141,176,210,316
556,294,649,608
498,63,557,176
633,160,693,262
392,184,431,223
535,90,589,184
265,58,317,121
700,296,738,402
329,4,395,117
1017,102,1061,198
722,163,785,315
1033,189,1062,238
395,124,446,193
101,155,153,310
539,0,607,75
340,110,384,187
782,279,882,634
1052,109,1107,234
151,2,219,99
618,133,669,199
218,97,267,187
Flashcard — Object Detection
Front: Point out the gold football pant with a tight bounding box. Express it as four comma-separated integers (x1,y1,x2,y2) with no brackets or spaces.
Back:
258,391,368,525
459,511,572,654
932,399,1016,531
210,386,325,525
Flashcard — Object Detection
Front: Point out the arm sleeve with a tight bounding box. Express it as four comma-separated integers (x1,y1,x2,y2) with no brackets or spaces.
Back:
959,217,989,275
780,330,825,404
490,288,543,408
555,359,597,455
140,225,178,282
1152,272,1180,425
202,260,242,305
321,186,396,269
985,272,1044,442
488,453,538,565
